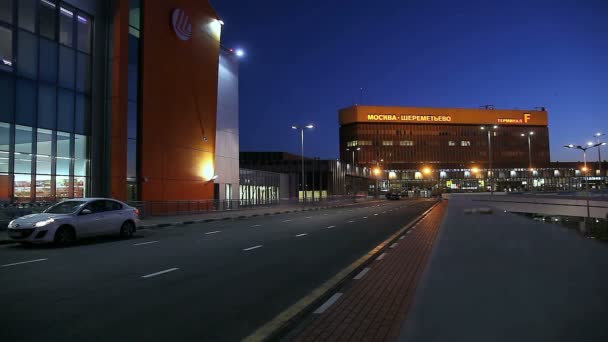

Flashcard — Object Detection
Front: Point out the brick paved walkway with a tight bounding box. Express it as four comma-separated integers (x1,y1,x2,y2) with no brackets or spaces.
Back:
291,201,447,341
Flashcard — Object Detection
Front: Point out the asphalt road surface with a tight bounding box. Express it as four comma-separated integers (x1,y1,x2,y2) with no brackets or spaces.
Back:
0,199,435,341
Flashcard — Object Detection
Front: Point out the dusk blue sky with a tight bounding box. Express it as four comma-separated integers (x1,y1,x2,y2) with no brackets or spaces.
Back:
213,0,608,162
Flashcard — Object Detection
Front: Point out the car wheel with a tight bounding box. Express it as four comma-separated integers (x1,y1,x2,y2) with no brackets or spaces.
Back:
54,226,76,246
120,221,134,239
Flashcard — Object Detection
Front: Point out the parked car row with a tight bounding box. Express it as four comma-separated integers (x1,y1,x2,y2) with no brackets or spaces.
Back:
6,198,140,246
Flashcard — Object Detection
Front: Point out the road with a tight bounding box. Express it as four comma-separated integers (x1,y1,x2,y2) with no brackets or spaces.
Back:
0,199,435,341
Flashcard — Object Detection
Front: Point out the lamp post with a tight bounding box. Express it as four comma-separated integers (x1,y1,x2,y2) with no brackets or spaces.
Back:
292,124,314,204
564,142,605,229
594,132,605,178
481,125,498,194
521,131,534,191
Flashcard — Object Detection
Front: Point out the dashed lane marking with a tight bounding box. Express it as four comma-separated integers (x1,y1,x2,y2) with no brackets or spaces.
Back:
295,233,308,237
134,241,159,246
325,225,335,229
1,258,48,267
390,242,398,248
251,224,262,228
283,220,292,223
141,268,179,278
205,230,221,235
243,245,263,251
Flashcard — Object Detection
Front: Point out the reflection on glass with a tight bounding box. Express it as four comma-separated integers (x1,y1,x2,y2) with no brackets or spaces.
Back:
57,89,74,132
39,0,57,40
37,128,53,174
14,173,31,202
0,26,12,72
39,38,58,83
38,84,57,129
0,0,12,24
0,74,14,122
76,13,91,53
58,46,75,89
16,79,36,126
35,174,52,200
0,122,9,151
74,176,86,198
0,151,8,173
18,0,36,32
59,5,74,46
56,176,71,198
17,30,38,79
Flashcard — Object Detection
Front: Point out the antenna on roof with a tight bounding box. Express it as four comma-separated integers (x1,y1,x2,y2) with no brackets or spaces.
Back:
534,106,546,111
480,105,494,110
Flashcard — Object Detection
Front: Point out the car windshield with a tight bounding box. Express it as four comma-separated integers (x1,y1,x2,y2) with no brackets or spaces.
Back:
44,200,87,214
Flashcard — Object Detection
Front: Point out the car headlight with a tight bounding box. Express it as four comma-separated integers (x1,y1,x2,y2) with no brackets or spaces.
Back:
34,218,55,227
8,220,16,228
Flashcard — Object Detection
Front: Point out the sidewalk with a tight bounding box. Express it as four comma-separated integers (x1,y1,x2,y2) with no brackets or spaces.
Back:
287,196,608,341
0,199,380,244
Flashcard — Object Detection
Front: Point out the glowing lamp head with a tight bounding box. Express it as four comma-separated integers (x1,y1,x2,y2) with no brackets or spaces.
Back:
521,133,525,137
471,167,479,173
422,167,431,175
373,168,381,176
493,125,498,129
201,163,215,181
480,126,486,130
305,124,314,129
235,49,244,57
581,166,588,172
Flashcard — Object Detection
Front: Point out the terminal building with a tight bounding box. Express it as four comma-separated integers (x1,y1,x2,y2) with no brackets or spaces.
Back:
338,105,606,192
0,0,238,204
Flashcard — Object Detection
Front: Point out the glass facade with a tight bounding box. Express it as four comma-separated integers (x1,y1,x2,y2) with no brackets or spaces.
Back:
126,0,140,201
0,0,92,203
239,169,280,205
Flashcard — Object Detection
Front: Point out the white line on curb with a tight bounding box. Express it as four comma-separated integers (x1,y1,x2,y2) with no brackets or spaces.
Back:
314,293,343,314
376,253,387,261
141,268,179,278
205,230,221,235
399,236,405,240
1,258,48,267
353,268,371,280
390,243,398,249
243,245,263,251
134,241,159,246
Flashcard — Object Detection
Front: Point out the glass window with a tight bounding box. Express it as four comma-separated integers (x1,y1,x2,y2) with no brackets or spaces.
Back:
461,141,471,147
74,94,89,134
0,122,9,151
0,73,14,122
127,139,136,178
17,29,38,79
0,154,8,173
39,0,57,40
76,51,90,93
57,89,74,132
74,176,86,197
14,173,31,202
36,128,52,174
55,175,70,198
59,5,74,46
76,13,91,53
14,125,32,173
56,131,70,175
58,46,75,88
448,141,456,146
127,101,137,139
0,26,12,72
38,84,56,129
0,0,12,24
35,174,52,200
16,78,36,126
74,134,86,159
18,0,36,32
39,38,58,82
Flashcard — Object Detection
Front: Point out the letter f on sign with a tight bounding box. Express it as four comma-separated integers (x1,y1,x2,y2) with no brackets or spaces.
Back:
524,114,531,123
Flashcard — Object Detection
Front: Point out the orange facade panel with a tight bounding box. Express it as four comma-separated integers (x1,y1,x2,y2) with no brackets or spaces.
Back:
339,105,548,127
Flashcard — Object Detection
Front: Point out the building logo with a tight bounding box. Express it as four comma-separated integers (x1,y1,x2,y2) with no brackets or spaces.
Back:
497,113,532,124
524,113,531,123
172,8,192,41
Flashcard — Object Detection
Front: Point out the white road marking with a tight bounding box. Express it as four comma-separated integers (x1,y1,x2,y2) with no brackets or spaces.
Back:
314,293,343,314
353,268,371,280
1,258,48,267
348,220,355,223
295,233,308,237
399,236,405,240
325,225,335,229
390,243,398,249
134,241,159,246
376,253,387,261
383,211,387,214
363,216,368,219
283,219,292,223
141,268,179,278
407,231,412,234
374,214,379,216
323,214,328,216
251,224,262,228
305,216,312,219
205,230,221,235
243,245,263,251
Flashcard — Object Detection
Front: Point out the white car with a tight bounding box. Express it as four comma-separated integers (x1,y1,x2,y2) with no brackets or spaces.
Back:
7,198,140,245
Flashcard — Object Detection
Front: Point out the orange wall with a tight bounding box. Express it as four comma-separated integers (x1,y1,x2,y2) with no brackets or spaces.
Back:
139,0,220,201
339,105,548,126
109,0,129,200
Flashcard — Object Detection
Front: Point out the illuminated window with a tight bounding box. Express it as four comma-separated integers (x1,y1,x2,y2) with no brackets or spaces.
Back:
382,141,393,146
448,141,456,146
461,141,471,147
399,140,414,146
347,141,357,147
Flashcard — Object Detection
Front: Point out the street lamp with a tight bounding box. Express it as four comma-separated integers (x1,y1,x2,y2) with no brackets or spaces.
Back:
564,142,604,227
345,147,361,167
481,125,498,194
521,131,535,190
292,124,314,204
594,132,606,177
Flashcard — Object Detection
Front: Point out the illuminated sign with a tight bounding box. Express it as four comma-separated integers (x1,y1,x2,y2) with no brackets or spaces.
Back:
367,114,452,122
172,8,192,41
497,113,531,124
